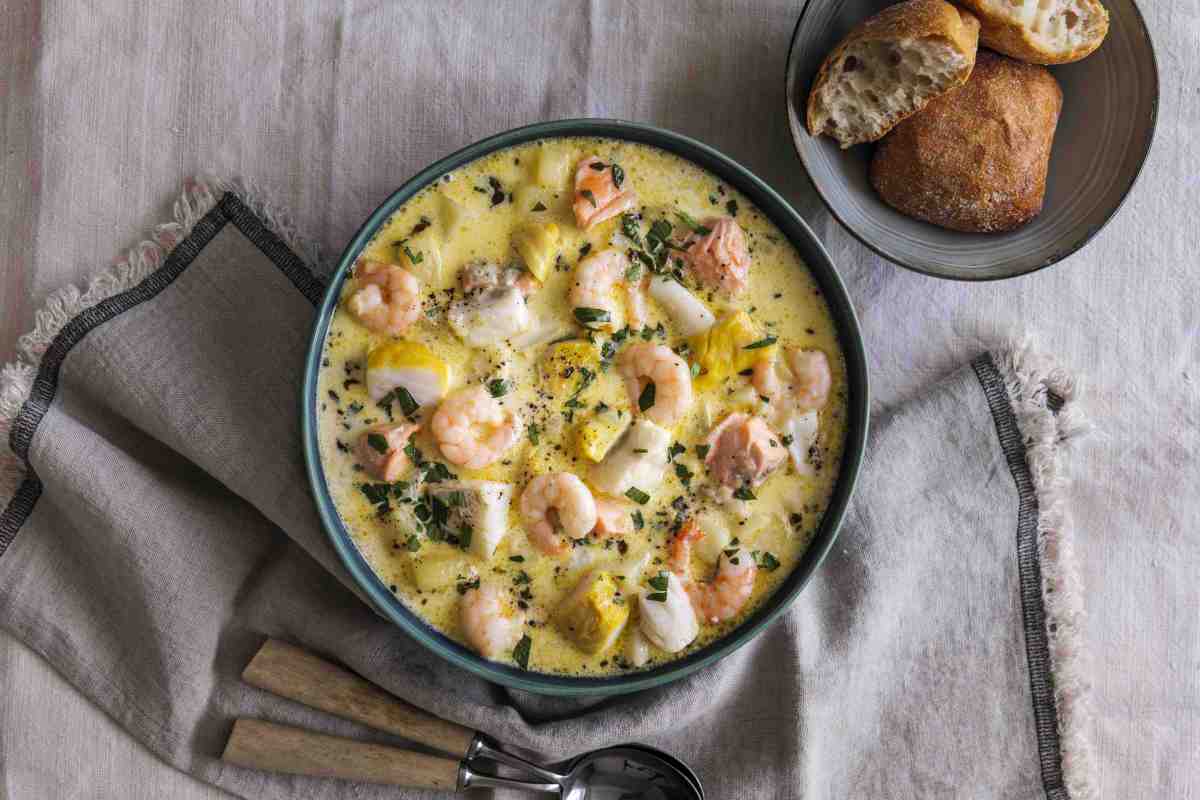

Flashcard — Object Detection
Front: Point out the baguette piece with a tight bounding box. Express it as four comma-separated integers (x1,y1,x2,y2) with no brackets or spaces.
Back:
956,0,1108,64
806,0,980,149
869,51,1063,233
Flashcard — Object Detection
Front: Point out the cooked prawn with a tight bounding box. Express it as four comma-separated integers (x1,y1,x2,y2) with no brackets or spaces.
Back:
519,472,598,556
460,582,526,660
592,496,634,539
616,342,694,427
346,260,422,336
572,156,638,230
704,412,787,490
431,386,523,470
569,249,630,331
682,217,750,296
753,347,832,415
669,519,756,624
626,275,650,330
355,422,420,482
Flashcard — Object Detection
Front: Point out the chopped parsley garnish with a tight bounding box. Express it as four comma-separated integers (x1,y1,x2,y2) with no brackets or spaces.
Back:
579,242,592,257
647,592,668,603
780,434,794,446
487,176,505,206
631,510,645,530
383,386,420,417
695,444,711,461
668,442,686,460
360,483,392,507
509,554,525,563
754,551,781,571
457,526,472,550
674,462,693,487
625,486,651,505
513,634,532,669
398,239,423,265
690,361,701,378
422,461,455,483
743,336,778,350
456,575,480,595
674,210,712,236
611,163,625,188
486,378,509,398
366,433,389,454
513,570,531,585
404,534,421,552
589,161,607,171
527,423,540,445
625,262,643,282
632,448,648,454
733,486,757,501
637,381,656,412
580,188,597,207
574,306,611,326
725,199,739,216
531,201,547,212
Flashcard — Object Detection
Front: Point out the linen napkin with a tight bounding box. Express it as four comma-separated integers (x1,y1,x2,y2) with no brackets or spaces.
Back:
0,181,1095,800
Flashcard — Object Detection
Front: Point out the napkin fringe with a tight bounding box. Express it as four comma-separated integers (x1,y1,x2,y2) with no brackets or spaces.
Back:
0,177,324,512
994,340,1096,800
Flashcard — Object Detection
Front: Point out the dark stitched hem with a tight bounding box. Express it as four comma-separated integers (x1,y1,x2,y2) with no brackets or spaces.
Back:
971,353,1069,800
0,193,319,558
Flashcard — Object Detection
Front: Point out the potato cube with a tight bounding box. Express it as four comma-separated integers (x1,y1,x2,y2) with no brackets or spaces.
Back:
541,340,599,396
688,311,776,392
555,570,630,654
512,221,560,282
410,554,464,593
576,407,629,463
534,148,573,188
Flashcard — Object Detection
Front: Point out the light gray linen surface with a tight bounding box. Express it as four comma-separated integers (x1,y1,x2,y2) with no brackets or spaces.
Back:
1,189,1075,800
0,2,1196,799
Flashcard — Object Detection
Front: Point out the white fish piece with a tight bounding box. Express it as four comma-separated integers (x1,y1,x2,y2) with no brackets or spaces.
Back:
590,419,672,497
648,274,716,337
428,480,513,560
625,626,651,667
638,572,699,653
448,286,532,347
782,410,820,476
510,318,571,349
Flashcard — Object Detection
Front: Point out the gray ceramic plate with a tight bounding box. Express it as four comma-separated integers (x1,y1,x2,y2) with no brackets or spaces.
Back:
302,119,869,695
786,0,1159,280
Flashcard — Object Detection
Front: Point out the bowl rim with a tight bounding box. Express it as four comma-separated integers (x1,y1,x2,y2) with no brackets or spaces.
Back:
301,117,870,695
784,0,1161,282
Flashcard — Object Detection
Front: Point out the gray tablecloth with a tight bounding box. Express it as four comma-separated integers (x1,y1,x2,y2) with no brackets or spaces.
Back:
0,1,1195,798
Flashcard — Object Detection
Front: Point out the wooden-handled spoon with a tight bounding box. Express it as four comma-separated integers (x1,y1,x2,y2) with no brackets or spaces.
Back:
222,639,704,797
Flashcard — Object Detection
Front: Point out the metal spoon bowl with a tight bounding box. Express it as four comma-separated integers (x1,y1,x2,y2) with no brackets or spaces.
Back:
461,735,704,798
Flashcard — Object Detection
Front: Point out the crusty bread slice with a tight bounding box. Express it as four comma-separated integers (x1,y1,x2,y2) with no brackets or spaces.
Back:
956,0,1109,64
869,51,1063,233
806,0,980,149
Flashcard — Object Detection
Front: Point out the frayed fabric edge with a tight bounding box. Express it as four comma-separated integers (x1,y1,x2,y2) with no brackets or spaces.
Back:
993,339,1097,800
0,176,324,510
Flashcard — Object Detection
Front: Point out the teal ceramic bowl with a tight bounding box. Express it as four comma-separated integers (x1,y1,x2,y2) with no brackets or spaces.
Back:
302,118,869,695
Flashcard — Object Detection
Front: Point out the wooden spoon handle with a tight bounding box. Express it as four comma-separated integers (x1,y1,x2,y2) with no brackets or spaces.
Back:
242,639,477,757
222,718,461,790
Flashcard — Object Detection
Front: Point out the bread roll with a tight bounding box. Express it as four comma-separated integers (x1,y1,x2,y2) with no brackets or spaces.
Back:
956,0,1108,64
869,51,1063,233
806,0,980,149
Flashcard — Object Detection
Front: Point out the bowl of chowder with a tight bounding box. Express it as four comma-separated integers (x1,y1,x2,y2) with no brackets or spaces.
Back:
303,119,868,695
